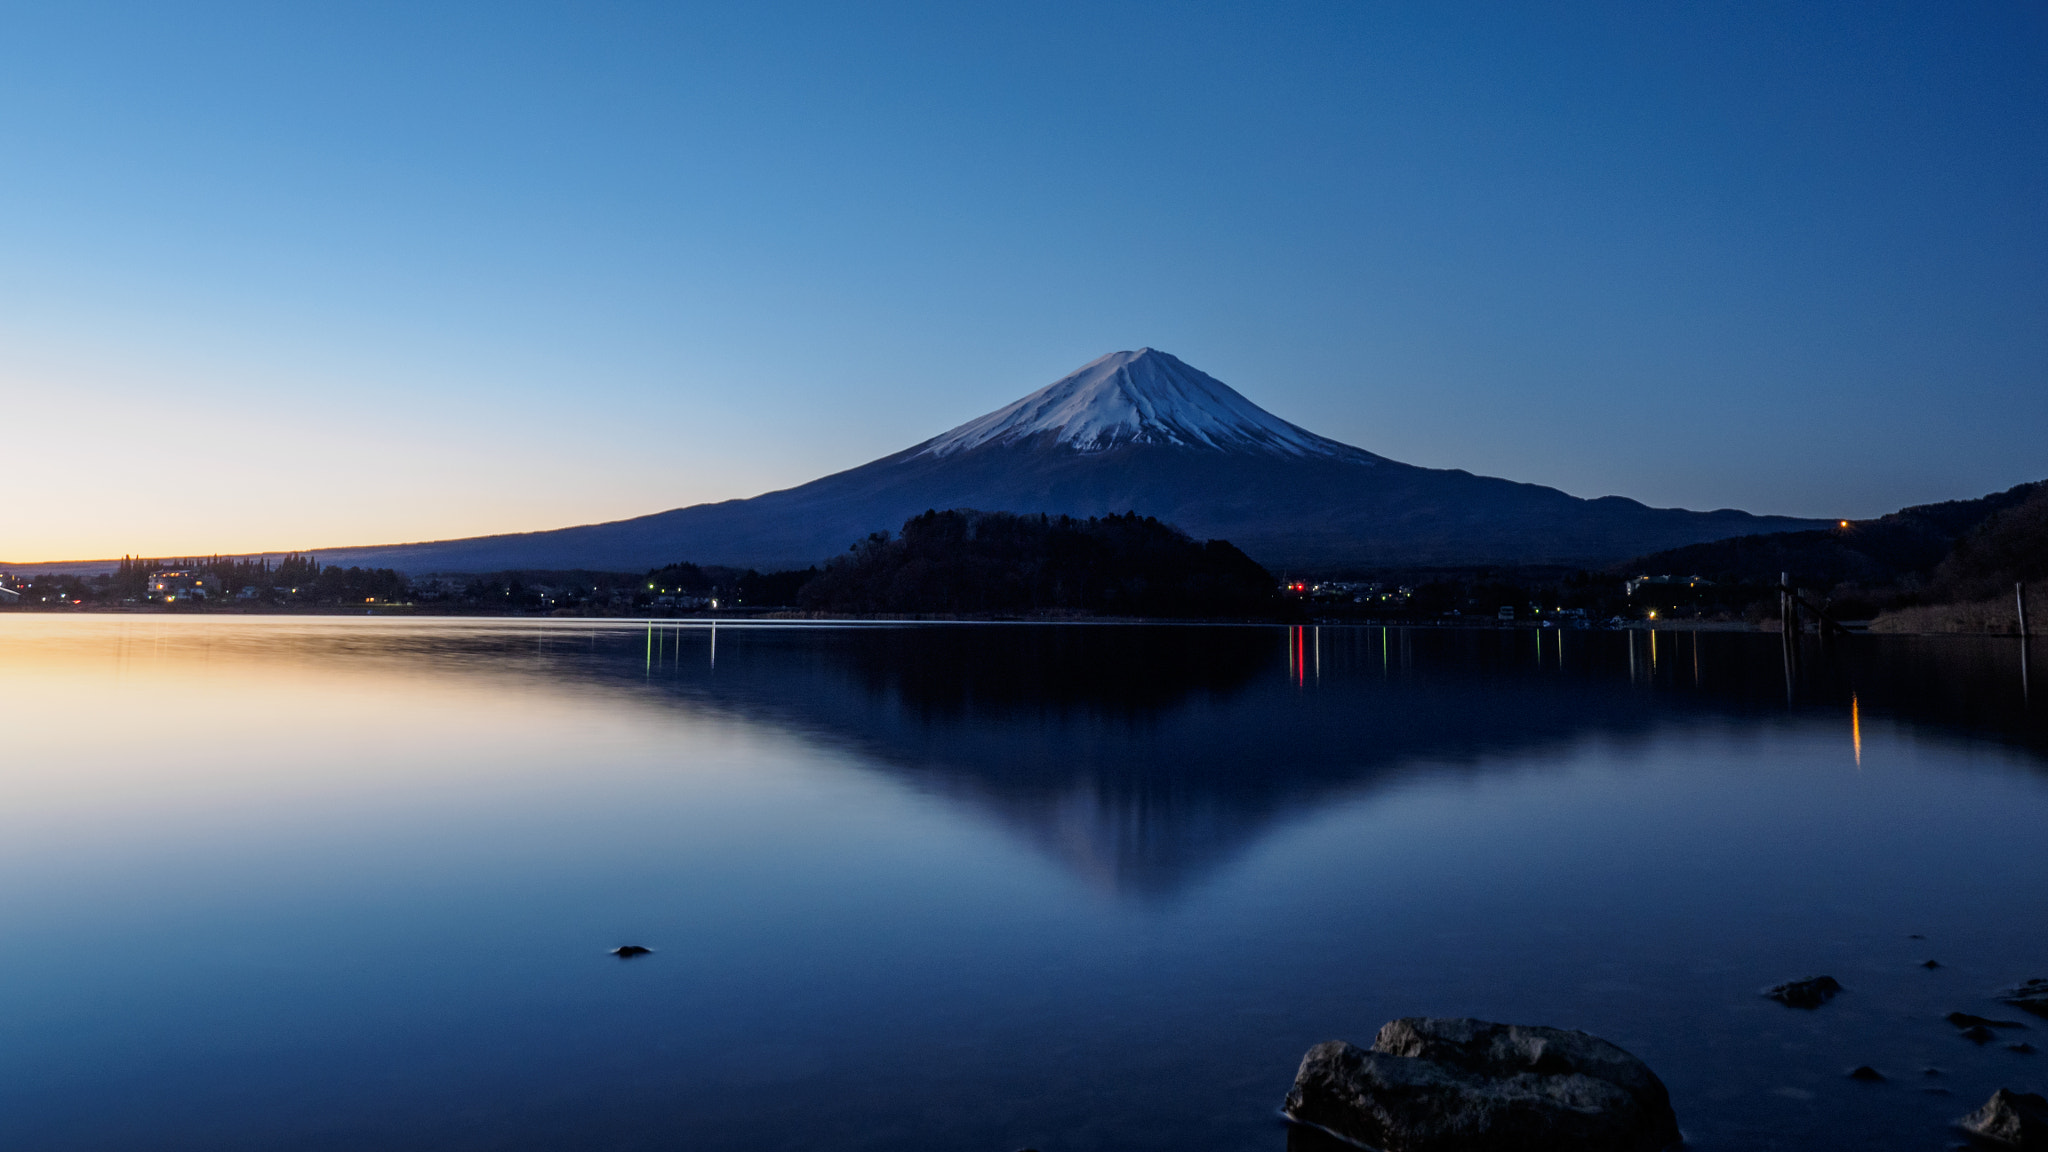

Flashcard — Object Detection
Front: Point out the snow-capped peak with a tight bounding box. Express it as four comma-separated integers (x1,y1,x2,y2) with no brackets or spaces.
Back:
915,349,1376,462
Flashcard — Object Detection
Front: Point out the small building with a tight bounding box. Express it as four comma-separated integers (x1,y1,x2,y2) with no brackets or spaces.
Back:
148,571,214,602
1497,605,1515,622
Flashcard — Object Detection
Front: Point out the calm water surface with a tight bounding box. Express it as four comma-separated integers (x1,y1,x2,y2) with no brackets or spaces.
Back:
1,617,2044,1151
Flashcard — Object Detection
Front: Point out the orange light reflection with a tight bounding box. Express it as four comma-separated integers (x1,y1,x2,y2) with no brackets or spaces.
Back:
1852,694,1862,767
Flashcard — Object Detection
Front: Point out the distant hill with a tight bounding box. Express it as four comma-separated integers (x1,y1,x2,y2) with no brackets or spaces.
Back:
1621,479,2048,627
1929,483,2048,600
1622,480,2045,589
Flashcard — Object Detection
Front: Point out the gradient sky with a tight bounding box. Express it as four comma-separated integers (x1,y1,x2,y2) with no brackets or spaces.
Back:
3,2,2044,561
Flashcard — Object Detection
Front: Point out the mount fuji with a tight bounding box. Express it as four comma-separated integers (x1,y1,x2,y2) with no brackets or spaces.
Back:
316,348,1824,573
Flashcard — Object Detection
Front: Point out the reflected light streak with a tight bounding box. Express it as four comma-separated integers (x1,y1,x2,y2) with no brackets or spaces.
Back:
1285,626,1312,686
1852,694,1862,767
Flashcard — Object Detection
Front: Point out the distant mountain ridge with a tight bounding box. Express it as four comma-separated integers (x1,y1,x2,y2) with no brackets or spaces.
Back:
11,349,1829,575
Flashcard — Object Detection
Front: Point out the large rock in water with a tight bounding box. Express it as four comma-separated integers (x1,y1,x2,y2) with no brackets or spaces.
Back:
1958,1089,2048,1149
1282,1018,1681,1152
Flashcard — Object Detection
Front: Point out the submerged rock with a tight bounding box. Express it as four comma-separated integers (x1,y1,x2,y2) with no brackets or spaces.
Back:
1957,1088,2048,1149
1965,1026,2000,1045
2012,1043,2039,1055
1764,976,1842,1008
2002,980,2048,1019
611,945,653,958
1281,1018,1681,1152
1925,960,1944,969
1951,1012,2031,1031
1848,1065,1886,1082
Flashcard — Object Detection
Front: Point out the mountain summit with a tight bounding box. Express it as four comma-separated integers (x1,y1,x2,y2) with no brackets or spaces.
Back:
917,348,1373,462
307,349,1825,573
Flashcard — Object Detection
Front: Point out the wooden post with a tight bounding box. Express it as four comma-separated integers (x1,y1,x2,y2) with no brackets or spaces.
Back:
1779,571,1798,684
1779,572,1795,701
2020,582,2031,639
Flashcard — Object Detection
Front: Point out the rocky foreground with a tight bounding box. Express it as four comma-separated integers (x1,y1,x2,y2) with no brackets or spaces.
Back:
1282,1013,2048,1151
1281,1018,1681,1152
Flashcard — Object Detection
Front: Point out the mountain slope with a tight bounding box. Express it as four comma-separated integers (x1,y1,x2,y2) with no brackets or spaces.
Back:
299,348,1822,573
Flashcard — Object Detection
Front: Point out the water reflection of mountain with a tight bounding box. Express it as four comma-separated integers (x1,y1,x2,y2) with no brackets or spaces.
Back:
174,621,2038,896
578,625,2046,897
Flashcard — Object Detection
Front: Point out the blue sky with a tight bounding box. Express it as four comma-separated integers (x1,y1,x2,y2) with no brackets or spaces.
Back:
3,2,2043,559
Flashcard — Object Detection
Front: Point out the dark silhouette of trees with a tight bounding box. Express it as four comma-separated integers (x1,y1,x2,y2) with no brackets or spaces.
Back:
796,510,1277,617
1929,483,2048,601
644,562,819,608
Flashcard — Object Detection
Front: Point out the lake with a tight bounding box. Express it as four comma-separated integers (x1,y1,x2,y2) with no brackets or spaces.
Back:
0,617,2043,1151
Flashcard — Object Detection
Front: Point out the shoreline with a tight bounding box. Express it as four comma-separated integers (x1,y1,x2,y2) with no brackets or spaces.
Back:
8,605,2030,637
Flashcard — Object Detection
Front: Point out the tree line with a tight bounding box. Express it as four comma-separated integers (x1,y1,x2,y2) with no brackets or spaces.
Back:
794,510,1278,617
8,511,1284,618
7,554,409,607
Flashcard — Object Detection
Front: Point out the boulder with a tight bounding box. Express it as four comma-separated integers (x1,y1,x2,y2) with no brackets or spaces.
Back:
1957,1088,2048,1149
1847,1065,1885,1082
1281,1018,1681,1152
2002,980,2048,1020
1763,976,1841,1008
611,945,652,958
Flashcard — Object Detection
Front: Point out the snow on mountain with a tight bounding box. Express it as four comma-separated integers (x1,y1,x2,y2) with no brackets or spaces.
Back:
915,348,1378,462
